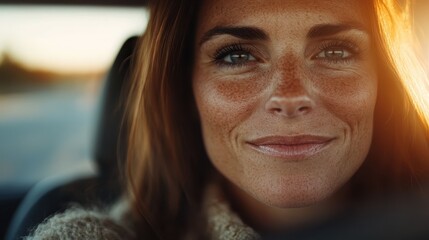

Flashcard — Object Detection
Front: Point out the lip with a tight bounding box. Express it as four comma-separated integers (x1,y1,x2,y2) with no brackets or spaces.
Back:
246,135,334,160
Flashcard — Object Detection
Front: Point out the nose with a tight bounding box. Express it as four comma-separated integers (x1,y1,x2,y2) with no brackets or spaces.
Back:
265,95,314,117
265,67,315,118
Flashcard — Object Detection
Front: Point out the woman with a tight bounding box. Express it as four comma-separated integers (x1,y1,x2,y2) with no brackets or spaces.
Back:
28,0,429,239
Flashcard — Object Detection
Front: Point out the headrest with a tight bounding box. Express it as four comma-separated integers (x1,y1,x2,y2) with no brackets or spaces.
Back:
93,36,138,180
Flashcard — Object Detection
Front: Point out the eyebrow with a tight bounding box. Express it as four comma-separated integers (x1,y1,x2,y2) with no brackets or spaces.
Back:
306,23,368,38
199,26,269,46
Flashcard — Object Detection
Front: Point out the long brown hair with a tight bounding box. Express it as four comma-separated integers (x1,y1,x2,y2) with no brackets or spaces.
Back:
124,0,429,238
351,0,429,196
125,0,208,238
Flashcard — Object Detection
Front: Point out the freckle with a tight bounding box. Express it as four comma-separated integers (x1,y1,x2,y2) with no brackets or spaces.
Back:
274,55,308,97
215,77,264,102
216,81,243,102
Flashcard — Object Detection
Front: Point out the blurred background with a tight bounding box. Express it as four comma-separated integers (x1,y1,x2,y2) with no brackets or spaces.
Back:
0,1,429,239
0,2,147,237
0,5,147,185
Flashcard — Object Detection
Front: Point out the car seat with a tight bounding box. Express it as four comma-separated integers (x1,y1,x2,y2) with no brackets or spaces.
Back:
5,36,138,240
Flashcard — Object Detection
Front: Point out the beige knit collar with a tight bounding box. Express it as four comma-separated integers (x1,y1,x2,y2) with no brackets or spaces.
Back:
203,183,261,240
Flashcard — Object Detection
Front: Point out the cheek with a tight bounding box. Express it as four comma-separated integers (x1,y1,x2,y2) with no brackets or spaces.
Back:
192,71,267,180
314,71,377,175
315,71,377,129
193,73,268,130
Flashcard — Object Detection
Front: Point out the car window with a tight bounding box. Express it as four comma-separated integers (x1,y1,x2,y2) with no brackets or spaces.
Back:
0,5,148,185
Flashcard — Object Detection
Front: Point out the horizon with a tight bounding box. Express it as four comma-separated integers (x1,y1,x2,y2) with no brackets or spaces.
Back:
0,5,148,75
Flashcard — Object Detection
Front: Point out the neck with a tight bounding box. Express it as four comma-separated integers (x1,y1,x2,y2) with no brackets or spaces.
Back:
223,181,350,233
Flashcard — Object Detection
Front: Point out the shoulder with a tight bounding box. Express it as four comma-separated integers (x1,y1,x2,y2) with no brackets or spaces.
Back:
25,202,135,240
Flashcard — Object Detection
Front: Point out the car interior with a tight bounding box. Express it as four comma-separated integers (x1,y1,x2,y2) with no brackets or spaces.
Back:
2,1,429,240
0,1,145,239
5,36,137,240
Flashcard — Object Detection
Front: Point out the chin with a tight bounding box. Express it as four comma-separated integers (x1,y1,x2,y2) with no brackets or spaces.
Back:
248,175,339,208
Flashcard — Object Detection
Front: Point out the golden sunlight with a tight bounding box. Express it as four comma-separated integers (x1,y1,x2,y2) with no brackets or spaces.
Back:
0,6,148,74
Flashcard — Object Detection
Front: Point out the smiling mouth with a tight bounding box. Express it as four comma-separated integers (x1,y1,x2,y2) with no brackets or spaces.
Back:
246,135,334,160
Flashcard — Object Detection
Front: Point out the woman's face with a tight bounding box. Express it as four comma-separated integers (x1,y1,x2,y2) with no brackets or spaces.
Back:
193,0,377,208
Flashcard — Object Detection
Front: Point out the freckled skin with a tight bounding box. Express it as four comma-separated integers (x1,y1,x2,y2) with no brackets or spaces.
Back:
192,0,377,229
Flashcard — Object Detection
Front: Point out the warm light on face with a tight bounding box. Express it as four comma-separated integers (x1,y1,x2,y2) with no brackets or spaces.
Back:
0,6,148,74
193,0,377,209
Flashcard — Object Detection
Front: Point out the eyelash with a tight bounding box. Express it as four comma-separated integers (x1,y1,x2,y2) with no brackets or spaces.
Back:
314,40,360,64
212,43,255,67
212,40,360,67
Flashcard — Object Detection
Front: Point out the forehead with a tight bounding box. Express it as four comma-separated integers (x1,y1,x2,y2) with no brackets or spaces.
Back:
196,0,371,34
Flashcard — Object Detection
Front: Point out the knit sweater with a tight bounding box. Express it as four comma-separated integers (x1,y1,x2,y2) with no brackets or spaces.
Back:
25,184,260,240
